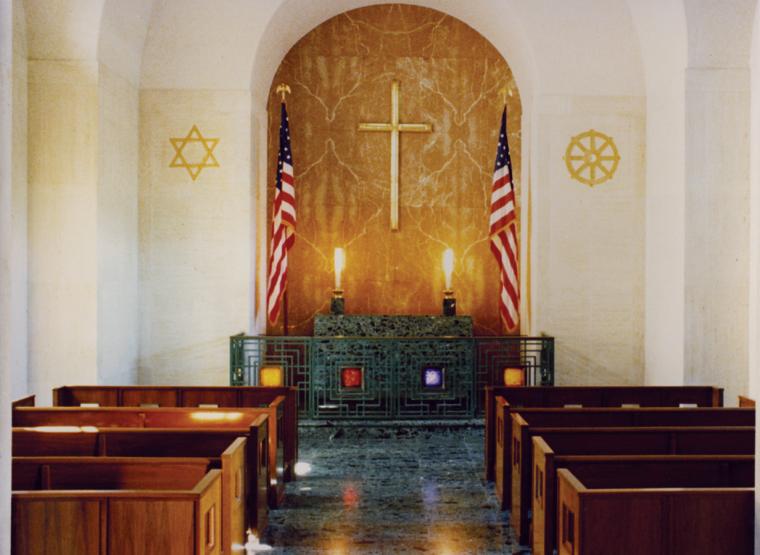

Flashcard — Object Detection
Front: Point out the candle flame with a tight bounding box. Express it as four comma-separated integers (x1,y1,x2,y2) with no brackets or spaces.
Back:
334,248,345,289
443,248,454,290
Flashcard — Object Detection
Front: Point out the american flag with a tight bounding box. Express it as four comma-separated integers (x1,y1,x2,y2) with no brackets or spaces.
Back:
489,107,519,332
266,102,296,324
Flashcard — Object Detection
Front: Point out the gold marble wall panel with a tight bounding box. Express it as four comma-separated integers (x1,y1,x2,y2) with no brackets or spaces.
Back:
267,4,521,336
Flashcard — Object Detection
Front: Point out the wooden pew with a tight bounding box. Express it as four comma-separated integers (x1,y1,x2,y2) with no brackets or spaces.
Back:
12,458,223,555
12,394,35,408
53,384,299,482
494,403,752,509
484,385,723,481
554,458,754,555
738,395,755,407
13,404,286,509
13,427,264,541
528,428,755,554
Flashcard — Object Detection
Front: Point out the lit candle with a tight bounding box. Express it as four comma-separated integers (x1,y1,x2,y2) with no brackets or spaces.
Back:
334,248,345,290
443,248,454,291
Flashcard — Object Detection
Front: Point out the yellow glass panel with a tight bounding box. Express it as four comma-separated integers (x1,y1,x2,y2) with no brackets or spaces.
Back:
260,366,284,387
503,367,525,387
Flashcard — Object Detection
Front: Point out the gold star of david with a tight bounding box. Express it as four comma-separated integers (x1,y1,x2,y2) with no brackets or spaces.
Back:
169,125,220,181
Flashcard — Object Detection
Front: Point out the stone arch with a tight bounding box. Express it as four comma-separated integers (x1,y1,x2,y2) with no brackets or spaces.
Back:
262,4,523,335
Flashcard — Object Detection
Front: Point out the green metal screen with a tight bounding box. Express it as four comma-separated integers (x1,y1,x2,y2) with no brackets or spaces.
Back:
230,335,554,420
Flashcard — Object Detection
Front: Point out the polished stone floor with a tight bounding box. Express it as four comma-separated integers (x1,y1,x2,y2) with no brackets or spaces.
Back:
263,426,526,554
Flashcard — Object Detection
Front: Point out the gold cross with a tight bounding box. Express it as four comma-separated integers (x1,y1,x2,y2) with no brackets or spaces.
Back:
358,80,432,231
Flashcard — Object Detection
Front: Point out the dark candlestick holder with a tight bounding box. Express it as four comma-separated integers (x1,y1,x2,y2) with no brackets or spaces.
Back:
331,290,345,315
442,290,456,316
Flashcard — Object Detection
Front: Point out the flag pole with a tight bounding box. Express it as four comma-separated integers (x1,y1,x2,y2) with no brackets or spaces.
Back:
276,83,292,337
282,290,289,336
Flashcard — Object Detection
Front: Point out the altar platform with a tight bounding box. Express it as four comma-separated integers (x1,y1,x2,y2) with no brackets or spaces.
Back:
230,315,554,421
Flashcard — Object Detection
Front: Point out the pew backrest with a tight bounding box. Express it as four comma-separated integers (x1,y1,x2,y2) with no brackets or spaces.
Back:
555,467,753,555
536,448,754,555
50,387,299,483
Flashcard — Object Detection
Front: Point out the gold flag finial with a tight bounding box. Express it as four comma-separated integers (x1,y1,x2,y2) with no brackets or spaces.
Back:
499,86,512,106
276,83,291,102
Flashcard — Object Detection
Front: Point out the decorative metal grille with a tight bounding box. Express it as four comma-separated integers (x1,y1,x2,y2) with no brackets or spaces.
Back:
230,334,554,420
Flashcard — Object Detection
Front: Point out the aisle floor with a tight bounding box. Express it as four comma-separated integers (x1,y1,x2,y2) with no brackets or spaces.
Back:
263,426,526,554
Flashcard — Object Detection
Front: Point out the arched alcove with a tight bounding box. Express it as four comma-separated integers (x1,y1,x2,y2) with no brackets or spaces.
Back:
264,4,522,335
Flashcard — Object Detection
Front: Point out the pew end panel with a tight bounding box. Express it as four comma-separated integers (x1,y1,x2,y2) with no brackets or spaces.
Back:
12,394,35,408
738,395,755,408
239,387,299,482
493,396,511,508
510,413,533,544
556,469,754,555
243,414,270,535
264,396,287,508
531,436,554,555
221,437,248,554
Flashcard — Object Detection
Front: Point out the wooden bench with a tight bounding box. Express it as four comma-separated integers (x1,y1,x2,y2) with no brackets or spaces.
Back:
738,395,755,407
12,458,223,555
13,404,287,508
53,384,299,482
529,428,755,554
13,426,266,539
484,385,723,481
495,403,753,510
554,457,754,555
12,394,35,408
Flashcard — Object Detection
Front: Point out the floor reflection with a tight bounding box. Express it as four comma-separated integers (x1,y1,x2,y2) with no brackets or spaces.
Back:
264,426,526,554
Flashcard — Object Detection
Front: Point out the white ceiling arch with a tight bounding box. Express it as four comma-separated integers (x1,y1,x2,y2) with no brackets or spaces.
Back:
247,0,538,108
138,0,646,104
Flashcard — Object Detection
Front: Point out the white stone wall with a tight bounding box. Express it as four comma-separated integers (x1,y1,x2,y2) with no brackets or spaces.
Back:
684,68,750,404
747,0,760,546
97,64,139,385
1,2,12,553
28,59,100,402
138,90,252,385
683,0,755,405
532,96,646,385
627,0,688,387
10,0,27,398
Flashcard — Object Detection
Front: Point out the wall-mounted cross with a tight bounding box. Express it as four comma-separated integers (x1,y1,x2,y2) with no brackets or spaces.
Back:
358,80,432,231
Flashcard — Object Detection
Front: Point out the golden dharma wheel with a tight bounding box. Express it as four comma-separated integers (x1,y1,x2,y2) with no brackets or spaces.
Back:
563,129,620,187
